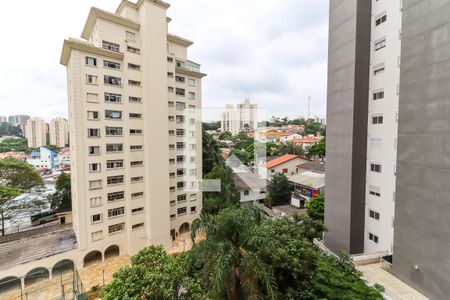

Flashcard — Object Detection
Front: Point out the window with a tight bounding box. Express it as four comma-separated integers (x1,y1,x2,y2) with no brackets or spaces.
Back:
132,223,144,230
167,57,174,63
126,31,136,41
132,207,144,214
176,129,185,136
369,210,380,220
87,93,99,102
170,214,176,219
131,192,144,199
108,191,125,202
189,118,196,125
129,80,141,86
244,190,250,196
128,63,141,70
177,142,186,150
169,144,175,150
177,155,185,163
88,111,99,120
91,214,102,224
188,92,195,100
372,115,383,124
85,56,97,66
86,75,98,84
130,145,143,151
176,88,185,96
374,38,386,51
190,156,196,163
102,41,120,52
91,230,103,241
127,46,140,54
375,14,387,26
169,130,175,136
105,110,122,119
176,60,184,68
105,93,122,103
106,144,123,153
107,160,123,170
373,90,384,100
89,146,100,155
190,206,197,213
177,168,186,176
129,113,142,119
190,144,196,150
190,169,197,176
175,75,185,83
188,78,195,86
131,176,144,183
109,222,125,234
176,115,185,124
369,233,379,244
168,87,174,93
370,163,382,173
131,161,143,167
169,158,176,164
103,60,121,69
106,126,123,136
189,105,195,109
168,116,175,121
108,207,125,218
88,128,100,137
177,194,187,202
107,175,124,185
176,102,185,110
177,181,186,189
369,185,381,197
130,129,142,135
89,163,101,173
170,186,176,192
129,96,142,103
89,180,102,190
177,207,187,215
90,197,102,207
104,75,122,86
373,63,385,76
168,72,174,78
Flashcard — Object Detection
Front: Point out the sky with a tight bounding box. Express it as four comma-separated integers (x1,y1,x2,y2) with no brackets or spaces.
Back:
0,0,329,122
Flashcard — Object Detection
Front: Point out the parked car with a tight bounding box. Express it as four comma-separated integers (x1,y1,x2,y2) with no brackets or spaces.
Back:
31,212,58,226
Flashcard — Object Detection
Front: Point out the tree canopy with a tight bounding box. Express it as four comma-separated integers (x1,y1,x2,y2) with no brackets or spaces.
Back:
49,172,71,211
266,173,292,206
305,195,325,222
202,130,223,175
0,138,29,153
0,123,23,137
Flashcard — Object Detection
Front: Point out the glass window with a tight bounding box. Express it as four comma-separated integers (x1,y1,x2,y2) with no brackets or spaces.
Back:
106,144,123,153
108,222,125,234
105,127,123,136
105,93,122,103
104,75,122,86
108,191,125,202
126,31,136,41
107,175,124,185
103,60,121,69
85,56,97,66
105,110,122,119
102,41,120,52
107,160,124,169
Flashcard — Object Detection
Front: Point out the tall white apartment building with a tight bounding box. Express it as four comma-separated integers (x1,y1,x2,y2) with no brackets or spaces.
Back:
26,116,46,148
49,117,69,148
60,0,205,256
221,99,258,135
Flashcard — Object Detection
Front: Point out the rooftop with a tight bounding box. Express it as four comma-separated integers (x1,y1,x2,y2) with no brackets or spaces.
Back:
233,173,269,190
265,154,300,169
290,137,322,144
297,161,325,174
288,171,325,189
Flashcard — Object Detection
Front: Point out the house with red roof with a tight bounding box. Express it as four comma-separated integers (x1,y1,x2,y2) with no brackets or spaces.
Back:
290,137,322,150
258,154,309,180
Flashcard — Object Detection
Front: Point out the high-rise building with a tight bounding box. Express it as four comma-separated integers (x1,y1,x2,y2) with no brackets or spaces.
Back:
8,115,30,136
325,0,450,298
0,116,7,123
221,99,258,135
50,117,69,148
25,117,46,148
60,0,205,256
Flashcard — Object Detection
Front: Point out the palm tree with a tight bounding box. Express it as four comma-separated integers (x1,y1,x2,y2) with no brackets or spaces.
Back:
190,207,278,300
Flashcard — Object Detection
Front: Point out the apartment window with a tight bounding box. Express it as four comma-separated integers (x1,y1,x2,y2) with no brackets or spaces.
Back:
132,223,144,230
176,129,185,136
107,159,124,170
88,128,100,137
129,80,141,86
168,87,174,93
190,156,196,163
167,57,173,63
176,88,185,96
190,169,197,176
169,158,176,164
176,142,186,150
177,207,187,215
177,168,186,176
375,14,387,26
102,41,120,52
108,222,125,234
89,146,100,155
87,93,99,102
107,175,124,186
106,126,123,136
132,207,144,214
89,163,101,173
168,116,175,121
372,115,383,124
369,210,380,220
170,214,176,219
105,93,122,103
189,105,195,110
91,230,103,241
169,172,175,178
169,144,175,150
373,63,385,76
128,63,141,70
108,191,125,203
373,90,384,100
127,46,140,54
188,78,195,86
176,115,185,124
169,130,175,136
129,96,142,103
188,92,195,100
190,144,196,150
131,161,143,167
105,110,122,119
85,56,97,66
91,214,102,224
168,72,174,78
108,207,125,218
177,194,187,202
175,75,185,83
106,143,123,153
104,75,122,86
370,163,382,173
369,233,379,244
90,197,102,207
130,145,143,151
191,206,197,214
177,181,186,189
177,155,185,163
131,192,144,199
86,75,98,84
129,113,142,119
374,38,386,51
176,102,186,110
87,111,99,120
131,176,144,183
126,31,136,41
176,60,184,68
89,180,102,190
103,60,121,70
189,118,196,125
369,185,381,197
130,129,142,135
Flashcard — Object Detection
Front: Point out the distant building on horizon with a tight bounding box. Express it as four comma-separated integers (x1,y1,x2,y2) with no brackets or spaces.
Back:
0,116,7,123
50,117,69,148
25,116,46,148
8,115,30,136
221,99,258,135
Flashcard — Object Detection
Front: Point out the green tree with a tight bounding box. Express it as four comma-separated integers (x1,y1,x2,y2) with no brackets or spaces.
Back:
202,121,221,131
103,246,204,300
266,173,292,206
219,131,233,140
229,148,250,165
190,207,277,300
307,139,326,161
305,195,324,222
232,132,254,150
202,129,223,175
0,123,23,137
276,142,304,156
0,138,29,153
49,173,71,211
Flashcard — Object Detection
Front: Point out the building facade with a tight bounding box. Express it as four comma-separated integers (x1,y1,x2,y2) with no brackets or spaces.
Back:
26,147,56,170
221,99,258,135
25,116,46,148
60,0,205,257
50,117,69,148
8,115,30,136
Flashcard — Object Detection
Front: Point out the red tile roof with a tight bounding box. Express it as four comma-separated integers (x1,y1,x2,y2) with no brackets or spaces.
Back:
265,154,299,168
290,137,321,144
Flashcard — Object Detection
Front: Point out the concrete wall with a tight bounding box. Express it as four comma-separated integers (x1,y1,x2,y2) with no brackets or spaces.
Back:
392,0,450,298
324,0,371,254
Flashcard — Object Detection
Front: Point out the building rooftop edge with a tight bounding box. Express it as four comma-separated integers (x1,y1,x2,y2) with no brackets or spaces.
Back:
167,33,194,47
60,38,124,66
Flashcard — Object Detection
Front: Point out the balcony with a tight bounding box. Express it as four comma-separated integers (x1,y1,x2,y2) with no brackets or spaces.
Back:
176,60,201,73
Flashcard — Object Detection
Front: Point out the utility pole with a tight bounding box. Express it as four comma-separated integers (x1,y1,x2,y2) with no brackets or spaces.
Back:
307,96,312,119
